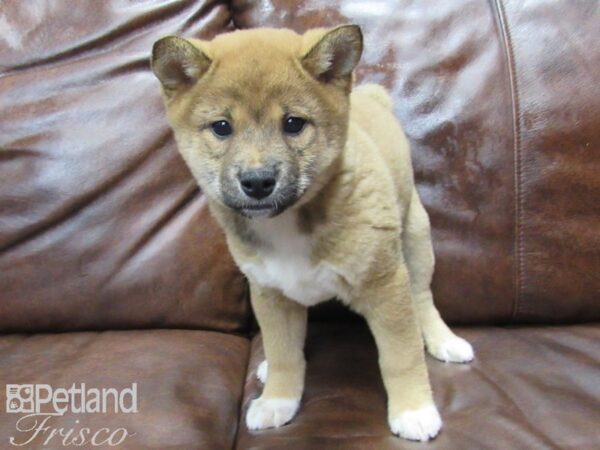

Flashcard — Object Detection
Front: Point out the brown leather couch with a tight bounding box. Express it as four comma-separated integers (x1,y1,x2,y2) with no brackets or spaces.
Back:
1,1,598,449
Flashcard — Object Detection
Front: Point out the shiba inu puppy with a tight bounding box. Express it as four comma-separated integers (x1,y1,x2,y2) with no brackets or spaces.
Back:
151,25,474,442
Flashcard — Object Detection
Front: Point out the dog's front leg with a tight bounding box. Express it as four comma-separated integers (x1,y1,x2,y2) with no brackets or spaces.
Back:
357,265,442,442
246,282,307,430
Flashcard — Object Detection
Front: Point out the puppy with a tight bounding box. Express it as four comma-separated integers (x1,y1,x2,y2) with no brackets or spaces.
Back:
151,25,474,442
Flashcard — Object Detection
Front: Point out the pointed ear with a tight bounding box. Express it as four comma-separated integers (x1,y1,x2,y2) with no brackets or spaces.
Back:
151,36,211,91
302,25,363,84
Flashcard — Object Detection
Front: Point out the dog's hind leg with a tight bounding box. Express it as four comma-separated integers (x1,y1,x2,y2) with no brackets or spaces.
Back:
402,189,474,363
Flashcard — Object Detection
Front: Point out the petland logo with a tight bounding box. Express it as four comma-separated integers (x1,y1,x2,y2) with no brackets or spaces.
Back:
5,383,137,447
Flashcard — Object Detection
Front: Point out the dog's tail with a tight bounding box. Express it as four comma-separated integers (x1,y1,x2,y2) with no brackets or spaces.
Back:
355,83,393,110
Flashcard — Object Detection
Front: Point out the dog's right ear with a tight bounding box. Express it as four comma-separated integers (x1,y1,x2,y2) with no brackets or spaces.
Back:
151,36,211,91
302,25,363,87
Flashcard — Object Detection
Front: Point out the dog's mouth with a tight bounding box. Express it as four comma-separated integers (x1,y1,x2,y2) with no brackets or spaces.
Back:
221,178,304,219
225,193,300,219
238,203,279,218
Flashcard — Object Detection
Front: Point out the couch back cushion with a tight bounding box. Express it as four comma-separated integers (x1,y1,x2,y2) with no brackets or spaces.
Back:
0,1,250,333
233,0,600,325
2,1,598,330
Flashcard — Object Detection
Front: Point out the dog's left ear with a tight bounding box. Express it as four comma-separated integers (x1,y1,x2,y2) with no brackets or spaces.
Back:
151,36,211,92
302,25,363,85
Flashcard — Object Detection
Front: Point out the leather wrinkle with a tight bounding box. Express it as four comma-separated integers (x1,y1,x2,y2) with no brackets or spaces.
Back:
104,182,201,286
0,129,171,256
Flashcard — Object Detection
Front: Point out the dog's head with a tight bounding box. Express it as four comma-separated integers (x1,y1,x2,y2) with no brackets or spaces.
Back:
151,26,363,218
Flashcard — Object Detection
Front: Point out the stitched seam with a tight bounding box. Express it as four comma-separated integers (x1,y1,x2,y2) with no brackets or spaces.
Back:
491,0,523,323
232,340,252,450
229,0,246,30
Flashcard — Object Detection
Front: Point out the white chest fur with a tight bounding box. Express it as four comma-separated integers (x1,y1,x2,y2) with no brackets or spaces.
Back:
240,212,339,306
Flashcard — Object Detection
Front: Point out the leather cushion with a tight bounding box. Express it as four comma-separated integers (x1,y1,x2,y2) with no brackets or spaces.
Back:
0,329,249,449
0,1,249,333
238,322,600,449
232,0,600,324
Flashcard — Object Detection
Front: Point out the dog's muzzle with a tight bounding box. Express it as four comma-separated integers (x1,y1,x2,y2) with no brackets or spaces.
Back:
222,176,297,219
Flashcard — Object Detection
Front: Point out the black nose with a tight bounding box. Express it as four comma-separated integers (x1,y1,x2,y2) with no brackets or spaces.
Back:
239,169,277,200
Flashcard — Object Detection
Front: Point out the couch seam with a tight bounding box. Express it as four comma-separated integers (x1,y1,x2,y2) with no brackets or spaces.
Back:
227,0,240,30
232,338,251,450
491,0,523,324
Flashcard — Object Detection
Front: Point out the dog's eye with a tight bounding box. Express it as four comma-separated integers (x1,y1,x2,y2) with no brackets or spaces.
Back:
211,120,233,137
283,116,306,134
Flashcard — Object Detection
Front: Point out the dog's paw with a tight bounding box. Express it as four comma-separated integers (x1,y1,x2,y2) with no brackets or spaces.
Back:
256,360,268,384
389,404,442,442
426,335,474,363
246,397,300,430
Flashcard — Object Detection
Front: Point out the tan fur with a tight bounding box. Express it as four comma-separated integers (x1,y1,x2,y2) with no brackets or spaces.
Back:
152,26,473,442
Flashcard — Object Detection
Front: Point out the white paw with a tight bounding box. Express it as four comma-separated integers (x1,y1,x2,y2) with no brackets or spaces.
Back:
427,335,474,363
389,403,442,442
246,397,300,430
256,360,268,384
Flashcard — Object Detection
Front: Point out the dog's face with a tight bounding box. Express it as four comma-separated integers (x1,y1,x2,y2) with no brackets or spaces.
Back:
151,26,362,218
